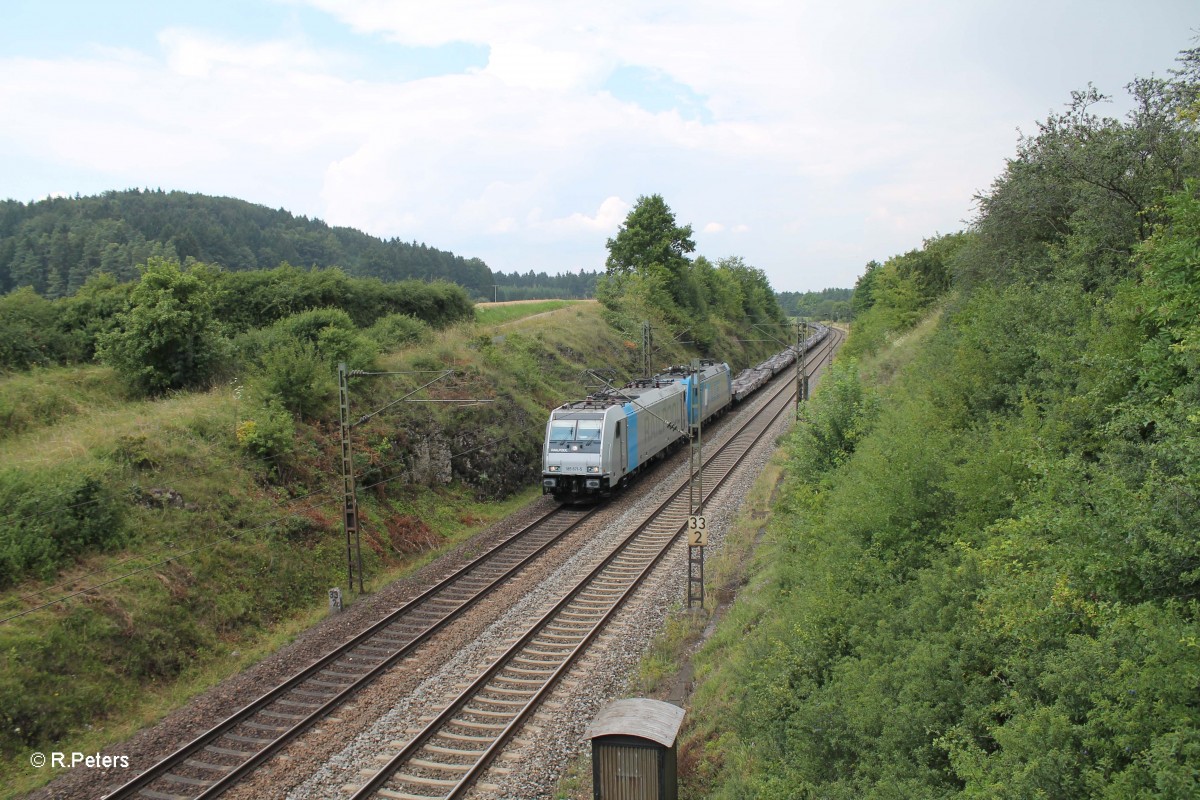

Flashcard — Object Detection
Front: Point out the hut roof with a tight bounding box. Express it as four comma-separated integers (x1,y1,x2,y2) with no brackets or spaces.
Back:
587,699,685,748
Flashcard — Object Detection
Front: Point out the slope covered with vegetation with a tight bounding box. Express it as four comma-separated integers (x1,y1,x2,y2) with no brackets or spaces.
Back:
0,299,645,797
681,49,1200,798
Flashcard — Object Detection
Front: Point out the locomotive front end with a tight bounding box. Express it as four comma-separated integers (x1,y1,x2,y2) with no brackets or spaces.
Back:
542,412,608,500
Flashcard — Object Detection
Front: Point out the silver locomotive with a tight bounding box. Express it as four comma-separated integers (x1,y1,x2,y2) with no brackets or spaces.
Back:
541,361,731,502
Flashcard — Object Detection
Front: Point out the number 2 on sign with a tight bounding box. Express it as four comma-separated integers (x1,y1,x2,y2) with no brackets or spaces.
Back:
688,515,707,546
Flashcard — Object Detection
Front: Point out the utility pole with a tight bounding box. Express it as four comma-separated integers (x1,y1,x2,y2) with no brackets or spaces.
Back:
337,364,492,594
686,358,706,610
642,321,653,379
802,320,810,401
338,363,364,594
796,319,809,413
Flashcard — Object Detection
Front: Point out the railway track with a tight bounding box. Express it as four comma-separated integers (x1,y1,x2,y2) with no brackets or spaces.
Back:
106,327,842,800
348,327,844,800
106,506,601,800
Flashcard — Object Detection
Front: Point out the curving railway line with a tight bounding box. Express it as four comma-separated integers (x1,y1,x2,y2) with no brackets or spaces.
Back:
349,326,844,800
105,508,601,800
104,326,844,800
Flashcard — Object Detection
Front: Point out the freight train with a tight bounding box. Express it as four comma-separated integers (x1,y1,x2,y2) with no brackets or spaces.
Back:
541,323,829,502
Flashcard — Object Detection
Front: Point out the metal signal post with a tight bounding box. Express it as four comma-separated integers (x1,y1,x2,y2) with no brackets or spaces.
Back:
338,363,365,594
642,320,653,379
687,359,705,609
797,319,810,410
337,363,492,595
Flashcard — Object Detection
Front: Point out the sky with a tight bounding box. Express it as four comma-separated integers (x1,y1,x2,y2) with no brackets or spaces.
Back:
1,1,1196,293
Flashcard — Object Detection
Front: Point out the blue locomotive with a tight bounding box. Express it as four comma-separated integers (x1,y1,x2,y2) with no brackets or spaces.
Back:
541,361,731,501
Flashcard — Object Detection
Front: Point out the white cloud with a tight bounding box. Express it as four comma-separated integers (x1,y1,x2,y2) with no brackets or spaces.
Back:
2,0,1195,288
158,28,338,77
533,196,630,234
484,42,603,90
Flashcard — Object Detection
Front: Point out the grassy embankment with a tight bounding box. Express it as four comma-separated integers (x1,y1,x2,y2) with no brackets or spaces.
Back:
0,299,640,798
473,299,581,326
673,313,937,797
678,264,1200,797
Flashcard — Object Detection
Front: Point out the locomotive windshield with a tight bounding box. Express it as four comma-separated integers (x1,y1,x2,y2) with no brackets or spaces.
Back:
576,420,602,441
549,420,576,442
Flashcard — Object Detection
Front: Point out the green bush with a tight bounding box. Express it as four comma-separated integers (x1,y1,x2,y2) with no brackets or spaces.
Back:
315,324,378,372
236,307,379,420
260,307,377,371
55,272,132,361
0,467,125,588
789,358,878,481
251,339,335,420
211,266,474,331
0,287,71,370
96,258,228,395
270,307,356,344
236,398,295,461
367,312,431,349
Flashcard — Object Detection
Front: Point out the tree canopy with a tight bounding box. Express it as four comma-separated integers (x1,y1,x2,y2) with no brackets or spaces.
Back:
0,189,593,301
597,195,786,358
605,195,696,274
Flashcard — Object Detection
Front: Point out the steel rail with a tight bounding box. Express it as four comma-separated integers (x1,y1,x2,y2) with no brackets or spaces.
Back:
105,503,599,800
350,327,843,799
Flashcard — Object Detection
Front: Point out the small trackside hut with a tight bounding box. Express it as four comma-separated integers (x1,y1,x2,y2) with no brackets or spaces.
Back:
588,698,685,800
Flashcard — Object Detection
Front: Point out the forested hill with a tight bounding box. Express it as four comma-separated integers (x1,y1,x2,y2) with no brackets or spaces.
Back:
0,189,597,301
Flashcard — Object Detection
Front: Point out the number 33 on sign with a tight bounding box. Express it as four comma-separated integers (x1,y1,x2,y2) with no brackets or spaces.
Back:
687,515,708,546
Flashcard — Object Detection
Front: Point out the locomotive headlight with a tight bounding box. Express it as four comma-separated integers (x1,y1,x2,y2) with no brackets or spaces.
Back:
587,466,600,473
548,465,560,472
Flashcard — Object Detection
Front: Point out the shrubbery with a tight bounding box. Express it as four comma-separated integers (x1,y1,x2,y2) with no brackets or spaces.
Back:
96,259,228,395
367,313,431,349
251,341,334,421
0,288,74,370
0,467,124,588
788,358,878,480
235,398,295,461
0,260,471,379
687,53,1200,799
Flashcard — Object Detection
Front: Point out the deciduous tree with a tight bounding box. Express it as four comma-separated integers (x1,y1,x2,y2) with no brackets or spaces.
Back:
97,258,228,395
